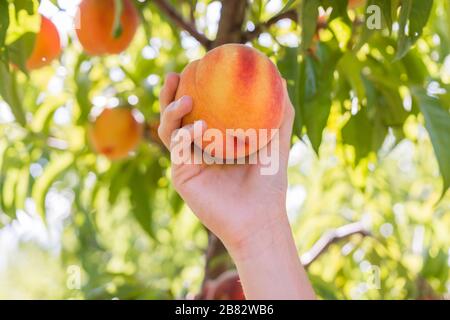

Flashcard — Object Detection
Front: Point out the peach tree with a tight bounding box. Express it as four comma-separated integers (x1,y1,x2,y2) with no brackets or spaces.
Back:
0,0,449,299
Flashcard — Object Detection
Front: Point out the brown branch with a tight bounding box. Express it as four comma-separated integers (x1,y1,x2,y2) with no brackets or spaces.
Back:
244,9,298,42
301,221,370,268
152,0,212,49
213,0,249,47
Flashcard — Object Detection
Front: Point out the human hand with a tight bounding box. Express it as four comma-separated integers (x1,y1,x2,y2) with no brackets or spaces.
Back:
158,72,315,299
158,72,294,251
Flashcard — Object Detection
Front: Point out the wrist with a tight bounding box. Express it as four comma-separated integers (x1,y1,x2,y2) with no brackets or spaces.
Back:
224,210,292,263
223,210,316,299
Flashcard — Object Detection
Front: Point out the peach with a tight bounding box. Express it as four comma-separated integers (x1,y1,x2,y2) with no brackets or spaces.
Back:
89,107,143,160
26,16,61,70
175,44,285,159
75,0,139,55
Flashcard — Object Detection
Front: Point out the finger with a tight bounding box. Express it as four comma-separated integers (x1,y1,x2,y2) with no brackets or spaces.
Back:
160,72,180,112
170,121,207,168
158,96,193,149
170,120,207,152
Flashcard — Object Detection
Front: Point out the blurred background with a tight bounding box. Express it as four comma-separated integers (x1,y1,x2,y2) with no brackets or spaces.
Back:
0,0,449,299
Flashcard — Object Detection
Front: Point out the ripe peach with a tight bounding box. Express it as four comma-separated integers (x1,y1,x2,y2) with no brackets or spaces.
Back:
89,107,143,160
175,44,285,158
26,16,61,70
75,0,139,55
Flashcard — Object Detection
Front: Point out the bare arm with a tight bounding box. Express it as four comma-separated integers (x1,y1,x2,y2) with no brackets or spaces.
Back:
227,213,315,299
158,73,315,300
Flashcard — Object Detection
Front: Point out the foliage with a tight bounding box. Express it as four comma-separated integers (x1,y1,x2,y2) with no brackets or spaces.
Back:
0,0,449,299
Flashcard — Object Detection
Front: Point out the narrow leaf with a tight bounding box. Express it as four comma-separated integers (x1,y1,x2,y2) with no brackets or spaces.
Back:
300,0,320,52
396,0,433,59
413,88,450,197
32,153,74,219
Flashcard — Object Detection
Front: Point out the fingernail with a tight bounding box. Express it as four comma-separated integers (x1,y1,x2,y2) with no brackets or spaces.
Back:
180,96,192,104
171,100,181,109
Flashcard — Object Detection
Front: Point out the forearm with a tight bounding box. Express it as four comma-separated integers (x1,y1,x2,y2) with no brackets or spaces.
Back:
225,212,315,300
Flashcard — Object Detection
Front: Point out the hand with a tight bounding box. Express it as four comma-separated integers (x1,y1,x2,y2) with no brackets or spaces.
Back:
158,73,293,248
158,72,315,299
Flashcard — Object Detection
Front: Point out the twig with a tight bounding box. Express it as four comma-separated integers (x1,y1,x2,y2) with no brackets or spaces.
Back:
244,9,298,42
153,0,212,49
301,221,370,268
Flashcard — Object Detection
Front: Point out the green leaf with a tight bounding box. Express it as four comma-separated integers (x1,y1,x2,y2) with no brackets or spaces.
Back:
412,87,450,198
2,168,19,217
300,40,342,154
14,0,36,17
15,165,30,210
108,161,135,205
401,48,429,85
365,71,409,127
277,46,302,136
342,106,387,163
337,52,365,101
32,153,74,219
0,1,9,57
0,61,27,126
300,0,320,52
324,0,350,24
342,108,374,162
7,32,36,73
396,0,434,59
74,54,92,124
380,0,393,32
168,189,184,215
129,160,163,239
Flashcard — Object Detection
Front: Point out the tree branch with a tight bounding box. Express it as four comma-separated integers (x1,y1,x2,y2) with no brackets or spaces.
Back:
152,0,212,49
213,0,249,47
194,222,370,299
243,9,298,42
301,221,370,268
